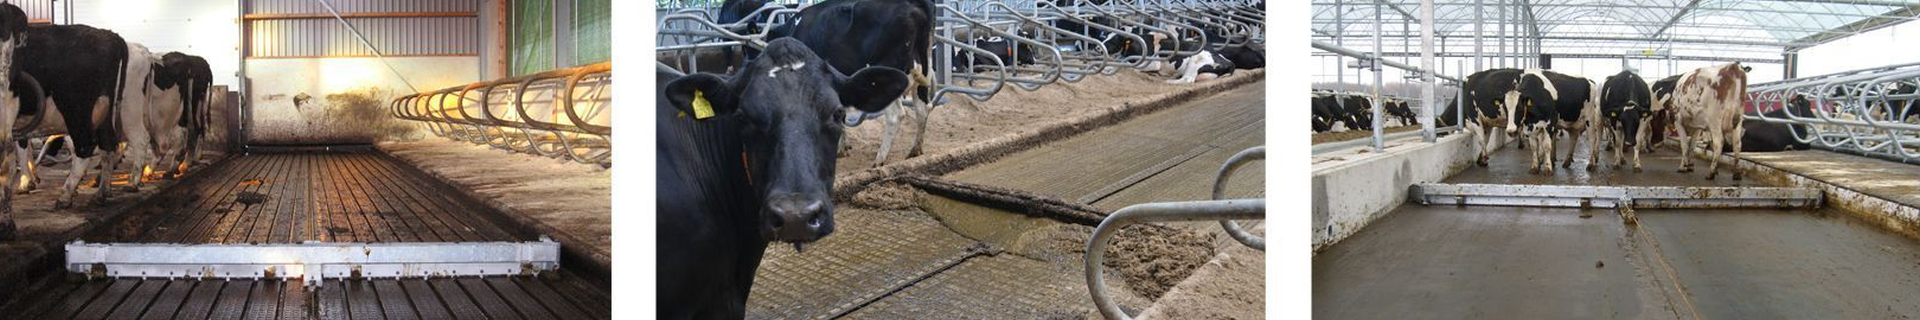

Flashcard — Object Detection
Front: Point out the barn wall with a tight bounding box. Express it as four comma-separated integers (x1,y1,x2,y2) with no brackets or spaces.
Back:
244,57,479,145
239,0,484,145
70,0,243,88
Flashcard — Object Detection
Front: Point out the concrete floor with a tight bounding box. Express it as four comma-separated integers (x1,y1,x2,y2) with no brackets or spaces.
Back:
1314,141,1920,319
745,82,1265,318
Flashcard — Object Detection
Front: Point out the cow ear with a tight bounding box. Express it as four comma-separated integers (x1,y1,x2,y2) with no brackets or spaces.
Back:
835,66,909,114
664,74,737,120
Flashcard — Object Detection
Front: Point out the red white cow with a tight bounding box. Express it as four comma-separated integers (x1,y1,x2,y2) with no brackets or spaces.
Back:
1671,62,1749,180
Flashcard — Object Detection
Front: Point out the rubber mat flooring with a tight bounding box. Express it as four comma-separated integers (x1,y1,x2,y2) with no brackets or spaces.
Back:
1313,144,1920,319
742,83,1264,318
0,150,610,319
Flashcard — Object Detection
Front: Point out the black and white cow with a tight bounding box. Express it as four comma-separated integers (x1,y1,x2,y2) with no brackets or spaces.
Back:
1599,70,1652,171
1338,94,1373,131
1165,49,1234,84
657,38,909,319
0,3,26,238
763,0,934,165
1462,68,1522,166
143,52,213,180
1382,98,1416,126
15,23,132,208
1645,74,1680,153
1505,69,1599,175
1311,93,1339,132
1671,62,1748,180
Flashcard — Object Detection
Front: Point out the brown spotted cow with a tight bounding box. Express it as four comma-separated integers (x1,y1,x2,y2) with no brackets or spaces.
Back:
1671,62,1749,180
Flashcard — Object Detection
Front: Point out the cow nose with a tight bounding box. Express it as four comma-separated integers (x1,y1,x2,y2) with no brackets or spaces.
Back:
766,195,828,240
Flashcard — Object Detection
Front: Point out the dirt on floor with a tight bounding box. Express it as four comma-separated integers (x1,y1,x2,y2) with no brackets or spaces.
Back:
1138,224,1265,320
1311,125,1421,145
377,140,611,262
835,69,1262,172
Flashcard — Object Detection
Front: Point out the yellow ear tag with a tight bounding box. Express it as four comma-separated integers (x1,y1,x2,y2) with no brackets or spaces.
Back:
692,90,716,119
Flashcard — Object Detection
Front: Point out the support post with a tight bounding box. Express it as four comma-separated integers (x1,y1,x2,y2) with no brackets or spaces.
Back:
1420,0,1436,142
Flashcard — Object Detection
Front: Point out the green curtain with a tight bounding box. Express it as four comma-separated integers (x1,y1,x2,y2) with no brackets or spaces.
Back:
511,0,555,76
573,0,611,65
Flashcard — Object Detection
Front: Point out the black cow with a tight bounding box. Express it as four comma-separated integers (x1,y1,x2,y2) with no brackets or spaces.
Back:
1507,69,1598,174
1599,70,1652,171
16,23,130,208
1462,68,1522,166
951,31,1037,72
1216,43,1264,69
657,39,909,319
764,0,935,164
1734,94,1814,152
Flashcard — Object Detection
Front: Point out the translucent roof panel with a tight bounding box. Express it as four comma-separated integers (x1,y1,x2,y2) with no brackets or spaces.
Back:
1312,0,1920,61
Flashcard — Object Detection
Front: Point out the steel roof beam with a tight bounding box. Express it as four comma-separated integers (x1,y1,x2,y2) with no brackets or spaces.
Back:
1789,4,1920,49
1651,0,1702,39
1311,50,1788,64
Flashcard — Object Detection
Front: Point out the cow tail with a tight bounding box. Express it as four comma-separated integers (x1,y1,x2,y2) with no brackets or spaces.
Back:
110,46,128,147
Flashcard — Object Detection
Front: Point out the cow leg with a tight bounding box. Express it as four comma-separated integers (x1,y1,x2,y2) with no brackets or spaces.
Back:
1476,124,1496,167
1730,125,1745,181
92,149,118,206
55,155,93,209
906,102,930,158
1675,128,1694,173
12,144,36,194
871,100,903,167
1704,128,1723,180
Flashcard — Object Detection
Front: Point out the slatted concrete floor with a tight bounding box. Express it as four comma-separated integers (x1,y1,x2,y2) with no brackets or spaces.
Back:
0,150,610,319
744,83,1263,318
1313,143,1920,319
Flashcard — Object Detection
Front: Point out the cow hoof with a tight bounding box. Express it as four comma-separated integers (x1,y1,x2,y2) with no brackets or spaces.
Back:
1476,158,1489,167
1705,173,1718,181
90,196,110,207
1632,167,1643,173
1732,173,1743,181
1678,168,1693,173
120,185,141,193
1529,167,1541,174
1586,164,1597,171
1580,211,1593,218
53,200,71,210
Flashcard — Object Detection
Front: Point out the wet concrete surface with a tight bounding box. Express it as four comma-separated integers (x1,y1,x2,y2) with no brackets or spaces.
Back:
1315,142,1920,319
746,82,1263,318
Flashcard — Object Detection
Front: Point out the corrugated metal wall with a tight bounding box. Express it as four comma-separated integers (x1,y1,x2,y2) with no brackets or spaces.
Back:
245,0,478,15
245,0,480,58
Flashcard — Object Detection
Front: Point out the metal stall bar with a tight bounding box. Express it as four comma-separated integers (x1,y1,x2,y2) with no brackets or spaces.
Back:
391,62,613,167
1745,62,1920,163
1311,40,1463,153
67,238,562,288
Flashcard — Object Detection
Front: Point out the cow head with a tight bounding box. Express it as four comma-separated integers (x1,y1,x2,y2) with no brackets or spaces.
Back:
664,38,909,245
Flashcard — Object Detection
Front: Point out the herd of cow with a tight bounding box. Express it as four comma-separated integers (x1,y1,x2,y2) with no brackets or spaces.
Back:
1443,63,1754,179
0,4,214,211
1314,60,1901,181
658,0,1260,318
